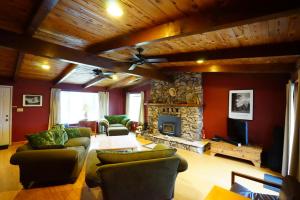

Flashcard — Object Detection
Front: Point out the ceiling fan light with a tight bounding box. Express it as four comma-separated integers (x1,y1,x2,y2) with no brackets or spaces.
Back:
112,74,118,80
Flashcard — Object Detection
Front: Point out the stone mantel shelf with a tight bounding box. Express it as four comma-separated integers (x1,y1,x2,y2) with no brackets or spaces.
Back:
144,103,202,107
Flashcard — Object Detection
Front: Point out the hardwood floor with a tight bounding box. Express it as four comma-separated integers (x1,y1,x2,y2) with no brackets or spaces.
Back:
0,135,279,200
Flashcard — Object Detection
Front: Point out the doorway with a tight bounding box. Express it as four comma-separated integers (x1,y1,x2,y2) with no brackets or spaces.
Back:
0,85,12,148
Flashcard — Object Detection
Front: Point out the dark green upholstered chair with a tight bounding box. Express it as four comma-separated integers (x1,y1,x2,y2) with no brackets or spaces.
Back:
85,144,188,200
99,115,133,136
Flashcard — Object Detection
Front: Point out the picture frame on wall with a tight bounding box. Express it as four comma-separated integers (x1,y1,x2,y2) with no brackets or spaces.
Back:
229,90,253,120
23,94,43,107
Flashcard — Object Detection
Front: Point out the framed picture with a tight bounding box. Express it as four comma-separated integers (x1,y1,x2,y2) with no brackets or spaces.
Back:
228,90,253,120
23,94,43,107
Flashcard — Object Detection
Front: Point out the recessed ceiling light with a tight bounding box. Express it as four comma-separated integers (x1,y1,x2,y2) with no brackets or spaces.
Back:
112,74,118,80
41,64,50,70
196,59,204,64
106,1,123,17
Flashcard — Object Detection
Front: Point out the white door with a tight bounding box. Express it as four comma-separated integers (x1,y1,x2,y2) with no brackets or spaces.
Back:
0,86,12,146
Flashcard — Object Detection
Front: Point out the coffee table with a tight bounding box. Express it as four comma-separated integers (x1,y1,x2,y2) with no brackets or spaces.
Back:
97,135,139,151
204,186,250,200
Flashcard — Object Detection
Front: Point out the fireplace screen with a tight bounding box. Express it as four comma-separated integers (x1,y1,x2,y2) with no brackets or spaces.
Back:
162,123,175,134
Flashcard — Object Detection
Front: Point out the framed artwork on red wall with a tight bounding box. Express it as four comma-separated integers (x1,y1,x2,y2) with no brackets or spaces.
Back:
228,90,253,120
23,94,43,107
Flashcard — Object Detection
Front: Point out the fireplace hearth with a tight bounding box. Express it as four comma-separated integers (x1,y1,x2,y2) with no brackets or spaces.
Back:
158,115,181,137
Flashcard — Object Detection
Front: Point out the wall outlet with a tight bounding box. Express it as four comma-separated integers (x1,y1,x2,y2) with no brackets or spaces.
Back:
17,108,24,112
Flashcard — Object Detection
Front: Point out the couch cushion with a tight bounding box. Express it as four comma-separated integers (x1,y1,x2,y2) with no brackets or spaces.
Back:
105,115,128,124
35,144,65,149
279,176,300,200
109,123,125,127
65,128,81,138
108,126,129,136
96,147,177,164
26,131,56,148
65,137,90,149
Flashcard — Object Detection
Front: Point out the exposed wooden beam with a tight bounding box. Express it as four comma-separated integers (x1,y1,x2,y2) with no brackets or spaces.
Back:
82,76,106,88
26,0,59,35
162,64,296,73
12,52,24,82
86,8,300,54
144,42,300,63
53,63,77,85
0,29,171,82
108,76,140,89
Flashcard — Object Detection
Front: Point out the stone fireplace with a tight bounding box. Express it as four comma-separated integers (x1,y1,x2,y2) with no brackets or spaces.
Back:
147,73,203,141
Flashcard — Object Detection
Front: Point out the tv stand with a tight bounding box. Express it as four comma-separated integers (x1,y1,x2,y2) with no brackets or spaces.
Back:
210,141,262,167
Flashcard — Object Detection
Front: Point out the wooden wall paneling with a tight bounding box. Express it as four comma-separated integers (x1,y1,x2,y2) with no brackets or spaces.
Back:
26,0,59,35
143,42,300,63
12,52,25,82
0,48,18,77
87,8,300,54
161,63,296,73
0,29,171,82
18,54,68,80
82,76,105,88
53,63,78,85
0,1,39,33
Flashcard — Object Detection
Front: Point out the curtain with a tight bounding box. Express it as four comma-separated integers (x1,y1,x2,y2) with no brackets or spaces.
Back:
282,81,293,176
48,88,61,129
98,91,109,119
139,91,144,124
290,71,300,181
125,92,130,115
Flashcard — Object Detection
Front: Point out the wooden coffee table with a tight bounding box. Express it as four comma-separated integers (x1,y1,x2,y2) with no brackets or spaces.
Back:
97,135,139,151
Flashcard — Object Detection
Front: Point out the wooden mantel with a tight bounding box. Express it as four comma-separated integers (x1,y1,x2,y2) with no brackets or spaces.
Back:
144,103,202,107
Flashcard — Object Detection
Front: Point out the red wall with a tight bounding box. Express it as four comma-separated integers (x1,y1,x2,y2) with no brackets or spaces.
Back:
203,73,288,149
0,78,125,142
108,88,125,115
126,81,151,122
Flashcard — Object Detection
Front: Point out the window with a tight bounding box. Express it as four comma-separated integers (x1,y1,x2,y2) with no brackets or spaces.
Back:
60,91,99,124
128,93,141,122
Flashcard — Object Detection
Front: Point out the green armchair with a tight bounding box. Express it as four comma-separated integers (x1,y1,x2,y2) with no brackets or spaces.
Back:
99,115,133,136
85,144,188,200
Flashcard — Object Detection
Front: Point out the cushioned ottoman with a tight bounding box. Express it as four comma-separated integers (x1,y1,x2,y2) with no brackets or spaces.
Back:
108,126,129,136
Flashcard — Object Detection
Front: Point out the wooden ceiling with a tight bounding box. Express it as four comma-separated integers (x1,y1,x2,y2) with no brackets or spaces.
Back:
0,0,299,88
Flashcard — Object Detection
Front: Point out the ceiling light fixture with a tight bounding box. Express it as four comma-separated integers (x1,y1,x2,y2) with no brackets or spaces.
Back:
112,74,118,80
41,64,50,70
196,59,204,64
106,1,123,17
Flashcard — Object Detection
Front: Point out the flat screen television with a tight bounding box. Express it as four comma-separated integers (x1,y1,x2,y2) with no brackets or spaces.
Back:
227,118,248,145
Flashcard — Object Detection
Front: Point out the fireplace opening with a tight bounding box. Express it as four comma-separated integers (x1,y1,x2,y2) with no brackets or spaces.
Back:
162,123,175,134
158,115,181,137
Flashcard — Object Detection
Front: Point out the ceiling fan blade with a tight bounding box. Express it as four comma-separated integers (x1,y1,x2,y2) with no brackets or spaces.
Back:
128,63,137,71
102,71,114,76
145,58,168,63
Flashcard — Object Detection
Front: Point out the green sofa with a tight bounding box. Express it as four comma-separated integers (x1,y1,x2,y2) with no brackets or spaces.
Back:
10,127,91,188
99,115,133,136
85,144,188,200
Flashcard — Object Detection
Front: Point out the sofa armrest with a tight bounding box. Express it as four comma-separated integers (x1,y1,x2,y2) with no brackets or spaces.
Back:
175,154,188,172
78,127,92,137
126,120,133,131
85,150,103,188
10,149,79,166
99,119,109,129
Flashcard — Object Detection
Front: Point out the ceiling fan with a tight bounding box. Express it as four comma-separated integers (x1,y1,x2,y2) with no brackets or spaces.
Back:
92,68,114,78
127,47,167,71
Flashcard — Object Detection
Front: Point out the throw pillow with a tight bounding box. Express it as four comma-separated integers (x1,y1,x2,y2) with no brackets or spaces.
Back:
50,124,68,144
26,131,56,148
121,118,130,126
96,147,177,164
65,128,81,138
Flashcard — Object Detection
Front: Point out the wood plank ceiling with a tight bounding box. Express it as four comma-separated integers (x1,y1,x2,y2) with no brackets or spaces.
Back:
0,0,299,88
